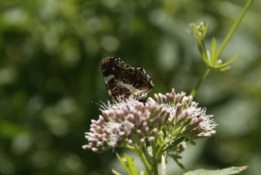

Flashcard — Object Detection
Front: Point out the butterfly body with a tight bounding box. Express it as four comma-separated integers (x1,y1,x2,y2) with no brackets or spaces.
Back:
101,57,153,102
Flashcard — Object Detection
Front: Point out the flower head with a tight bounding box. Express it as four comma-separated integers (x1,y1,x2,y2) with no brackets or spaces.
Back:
83,89,216,153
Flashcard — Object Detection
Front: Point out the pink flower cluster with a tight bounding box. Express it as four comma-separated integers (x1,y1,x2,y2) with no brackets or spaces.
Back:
83,89,216,152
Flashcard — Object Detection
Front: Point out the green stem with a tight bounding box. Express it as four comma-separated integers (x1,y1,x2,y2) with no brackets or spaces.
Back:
134,145,152,174
191,0,252,97
190,68,210,97
161,155,166,175
215,0,253,60
152,143,159,175
153,157,158,175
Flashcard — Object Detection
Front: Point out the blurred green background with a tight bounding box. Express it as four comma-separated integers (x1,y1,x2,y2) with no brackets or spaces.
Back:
0,0,260,174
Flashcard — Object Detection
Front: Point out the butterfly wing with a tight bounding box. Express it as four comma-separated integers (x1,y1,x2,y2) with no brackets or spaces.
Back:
119,68,153,100
102,57,153,103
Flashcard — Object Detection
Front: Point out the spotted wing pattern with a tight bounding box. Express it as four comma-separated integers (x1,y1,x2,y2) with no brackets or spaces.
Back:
101,57,154,103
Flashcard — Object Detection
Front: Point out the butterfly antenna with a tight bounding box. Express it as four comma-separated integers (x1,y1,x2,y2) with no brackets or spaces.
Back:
91,101,101,106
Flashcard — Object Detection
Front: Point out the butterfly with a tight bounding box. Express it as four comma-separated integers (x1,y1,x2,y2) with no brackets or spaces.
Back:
101,57,154,103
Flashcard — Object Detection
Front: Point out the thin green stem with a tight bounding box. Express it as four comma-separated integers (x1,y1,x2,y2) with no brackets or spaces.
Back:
153,156,158,175
152,143,158,175
134,144,152,174
161,155,166,175
215,0,253,60
190,68,210,97
191,0,252,97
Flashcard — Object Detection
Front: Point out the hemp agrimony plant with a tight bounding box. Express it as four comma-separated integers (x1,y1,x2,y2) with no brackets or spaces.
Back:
83,0,252,174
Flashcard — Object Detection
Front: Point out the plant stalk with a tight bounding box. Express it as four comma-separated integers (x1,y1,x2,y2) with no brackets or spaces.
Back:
134,146,152,174
161,155,166,175
190,68,210,97
215,0,253,60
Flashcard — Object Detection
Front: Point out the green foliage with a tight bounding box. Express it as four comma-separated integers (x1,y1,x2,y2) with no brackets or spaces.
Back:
0,0,260,174
191,22,239,71
182,166,248,175
114,153,138,175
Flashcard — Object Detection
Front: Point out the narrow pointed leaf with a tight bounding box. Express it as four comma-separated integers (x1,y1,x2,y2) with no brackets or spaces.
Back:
163,137,186,152
116,153,132,175
200,23,206,39
214,54,239,68
112,169,123,175
197,40,204,55
191,24,198,35
207,50,211,62
202,52,210,65
219,66,231,72
124,154,138,175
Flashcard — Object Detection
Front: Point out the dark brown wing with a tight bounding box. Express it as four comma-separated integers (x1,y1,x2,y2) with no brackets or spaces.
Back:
101,57,153,102
101,57,123,102
119,68,153,100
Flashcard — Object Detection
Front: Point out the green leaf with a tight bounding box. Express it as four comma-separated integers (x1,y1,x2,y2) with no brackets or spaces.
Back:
116,153,131,175
202,51,210,65
191,23,198,35
214,54,239,69
163,137,186,152
125,154,138,175
199,22,207,39
116,153,138,175
169,154,185,170
112,169,123,175
219,66,231,72
197,40,204,55
143,146,153,165
182,166,248,175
